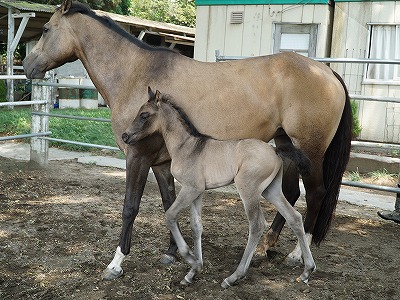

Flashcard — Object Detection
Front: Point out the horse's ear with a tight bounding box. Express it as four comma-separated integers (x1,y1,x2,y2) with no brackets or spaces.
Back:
61,0,72,15
147,86,155,102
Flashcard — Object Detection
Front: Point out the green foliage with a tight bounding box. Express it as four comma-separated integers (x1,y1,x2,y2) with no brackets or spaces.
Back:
350,100,362,138
0,108,116,152
345,170,361,182
130,0,196,27
0,80,7,102
29,0,121,11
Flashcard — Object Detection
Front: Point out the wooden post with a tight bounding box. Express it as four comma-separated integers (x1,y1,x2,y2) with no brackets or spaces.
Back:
30,80,51,167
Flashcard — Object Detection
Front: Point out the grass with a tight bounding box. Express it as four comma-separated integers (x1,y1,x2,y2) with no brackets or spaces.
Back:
0,107,121,156
344,169,398,186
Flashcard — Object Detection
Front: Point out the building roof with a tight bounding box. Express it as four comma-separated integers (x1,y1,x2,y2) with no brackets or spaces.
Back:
0,0,195,45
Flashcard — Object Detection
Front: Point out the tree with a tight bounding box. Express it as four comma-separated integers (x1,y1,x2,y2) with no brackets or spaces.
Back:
28,0,123,13
130,0,196,28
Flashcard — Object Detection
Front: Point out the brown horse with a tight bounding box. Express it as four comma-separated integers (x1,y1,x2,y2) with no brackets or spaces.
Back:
23,0,352,280
122,87,316,287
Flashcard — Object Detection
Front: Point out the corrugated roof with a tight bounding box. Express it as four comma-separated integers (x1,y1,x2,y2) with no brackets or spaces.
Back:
0,0,55,13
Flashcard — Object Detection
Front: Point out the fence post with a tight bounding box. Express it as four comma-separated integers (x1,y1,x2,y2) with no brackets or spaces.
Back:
30,79,51,167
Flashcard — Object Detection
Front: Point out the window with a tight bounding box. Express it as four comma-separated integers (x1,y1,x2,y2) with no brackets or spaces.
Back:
366,24,400,82
273,24,318,57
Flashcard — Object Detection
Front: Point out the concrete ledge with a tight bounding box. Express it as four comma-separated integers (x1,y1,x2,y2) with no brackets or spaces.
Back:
347,152,400,174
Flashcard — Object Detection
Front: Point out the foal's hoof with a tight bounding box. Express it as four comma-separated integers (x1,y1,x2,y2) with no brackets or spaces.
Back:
159,254,177,265
102,267,123,281
221,278,232,289
284,254,303,267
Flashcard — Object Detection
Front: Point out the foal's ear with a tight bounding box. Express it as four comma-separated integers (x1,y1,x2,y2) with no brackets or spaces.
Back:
155,90,162,106
147,86,156,102
61,0,72,15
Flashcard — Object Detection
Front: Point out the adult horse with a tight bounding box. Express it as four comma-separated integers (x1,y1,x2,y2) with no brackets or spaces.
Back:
23,0,352,280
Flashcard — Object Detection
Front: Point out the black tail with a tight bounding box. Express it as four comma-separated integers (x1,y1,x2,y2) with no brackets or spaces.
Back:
312,70,353,245
276,143,312,177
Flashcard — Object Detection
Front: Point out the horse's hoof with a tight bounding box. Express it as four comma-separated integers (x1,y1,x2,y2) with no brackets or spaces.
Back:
221,278,232,289
159,254,177,265
102,267,123,280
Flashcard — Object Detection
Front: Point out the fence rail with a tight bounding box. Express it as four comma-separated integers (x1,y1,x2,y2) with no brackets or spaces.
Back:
0,131,52,141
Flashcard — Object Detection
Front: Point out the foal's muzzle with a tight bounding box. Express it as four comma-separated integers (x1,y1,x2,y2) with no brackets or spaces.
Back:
122,132,131,144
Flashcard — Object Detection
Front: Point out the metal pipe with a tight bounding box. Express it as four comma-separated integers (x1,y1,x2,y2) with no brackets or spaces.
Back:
0,132,52,141
0,100,48,107
31,112,111,123
40,137,120,151
351,140,400,151
350,94,400,104
32,82,96,90
341,180,400,194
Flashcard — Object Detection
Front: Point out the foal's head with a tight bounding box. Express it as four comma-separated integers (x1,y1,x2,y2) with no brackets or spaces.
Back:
122,87,163,145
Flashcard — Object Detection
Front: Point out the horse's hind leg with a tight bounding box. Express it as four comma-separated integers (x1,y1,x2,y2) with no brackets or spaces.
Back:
285,161,324,266
222,181,267,288
152,162,179,264
262,169,316,282
256,158,300,257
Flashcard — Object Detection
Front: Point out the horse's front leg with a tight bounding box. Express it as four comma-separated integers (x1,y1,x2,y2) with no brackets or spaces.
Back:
103,149,152,280
152,162,179,264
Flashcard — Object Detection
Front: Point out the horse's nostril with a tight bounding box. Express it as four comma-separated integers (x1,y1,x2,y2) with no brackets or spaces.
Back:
122,133,129,142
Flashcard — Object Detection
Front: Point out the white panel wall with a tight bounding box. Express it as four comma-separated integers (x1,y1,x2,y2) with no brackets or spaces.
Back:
331,1,400,144
194,4,333,62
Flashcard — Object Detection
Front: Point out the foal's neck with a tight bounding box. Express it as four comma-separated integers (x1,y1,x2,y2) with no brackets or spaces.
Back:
159,104,203,156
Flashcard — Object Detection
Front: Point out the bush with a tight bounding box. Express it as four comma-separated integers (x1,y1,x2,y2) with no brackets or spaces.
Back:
350,100,362,138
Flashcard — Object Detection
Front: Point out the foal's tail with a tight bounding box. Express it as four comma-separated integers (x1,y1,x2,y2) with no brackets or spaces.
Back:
312,70,353,245
276,144,311,177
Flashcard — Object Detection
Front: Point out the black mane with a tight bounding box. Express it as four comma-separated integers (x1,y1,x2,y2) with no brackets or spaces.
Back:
161,95,211,141
62,1,175,53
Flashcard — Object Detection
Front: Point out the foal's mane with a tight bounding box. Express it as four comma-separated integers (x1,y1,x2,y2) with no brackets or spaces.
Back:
61,2,175,53
160,95,211,141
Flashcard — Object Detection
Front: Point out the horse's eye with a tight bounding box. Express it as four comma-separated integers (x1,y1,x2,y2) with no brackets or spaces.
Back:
140,112,150,120
43,27,49,34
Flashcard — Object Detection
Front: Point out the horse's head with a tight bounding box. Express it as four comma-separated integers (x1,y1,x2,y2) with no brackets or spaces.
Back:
23,0,79,79
122,87,163,145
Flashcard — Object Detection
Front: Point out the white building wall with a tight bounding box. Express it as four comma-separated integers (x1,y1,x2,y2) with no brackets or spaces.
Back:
194,4,333,62
331,2,400,144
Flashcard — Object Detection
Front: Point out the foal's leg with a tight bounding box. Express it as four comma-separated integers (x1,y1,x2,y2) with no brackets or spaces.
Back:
183,195,204,285
256,158,300,256
165,186,204,284
152,162,179,264
262,170,316,282
222,181,268,288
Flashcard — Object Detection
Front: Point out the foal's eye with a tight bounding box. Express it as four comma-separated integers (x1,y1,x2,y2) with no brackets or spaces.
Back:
43,27,49,34
140,112,150,120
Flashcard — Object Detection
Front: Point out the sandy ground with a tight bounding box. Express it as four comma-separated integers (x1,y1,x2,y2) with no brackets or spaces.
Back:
0,157,399,300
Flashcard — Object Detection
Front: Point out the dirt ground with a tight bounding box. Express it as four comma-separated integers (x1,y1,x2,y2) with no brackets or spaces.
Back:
0,157,399,300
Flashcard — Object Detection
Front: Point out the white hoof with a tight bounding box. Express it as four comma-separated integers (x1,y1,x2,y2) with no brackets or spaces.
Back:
102,267,123,280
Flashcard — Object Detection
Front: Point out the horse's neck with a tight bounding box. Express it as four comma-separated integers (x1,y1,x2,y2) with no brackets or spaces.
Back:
73,17,147,108
159,105,195,156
